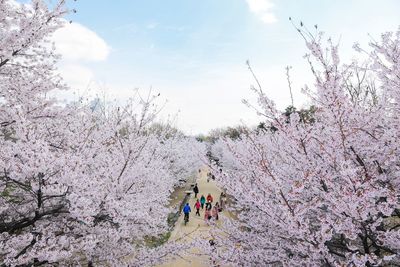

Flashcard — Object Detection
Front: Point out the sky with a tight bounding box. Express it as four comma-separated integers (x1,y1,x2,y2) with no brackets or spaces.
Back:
51,0,400,135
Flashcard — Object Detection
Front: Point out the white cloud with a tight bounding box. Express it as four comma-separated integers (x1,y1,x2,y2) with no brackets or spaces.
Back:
245,0,277,24
146,22,158,29
50,22,112,102
58,64,94,90
52,21,111,62
261,13,277,24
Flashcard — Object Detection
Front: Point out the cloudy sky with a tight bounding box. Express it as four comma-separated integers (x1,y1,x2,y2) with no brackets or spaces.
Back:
53,0,400,134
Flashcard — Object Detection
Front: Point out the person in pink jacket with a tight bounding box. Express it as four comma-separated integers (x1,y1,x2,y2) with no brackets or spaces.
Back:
194,199,201,216
204,207,212,225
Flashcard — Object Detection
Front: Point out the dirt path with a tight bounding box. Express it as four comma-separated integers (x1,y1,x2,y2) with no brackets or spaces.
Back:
159,168,225,267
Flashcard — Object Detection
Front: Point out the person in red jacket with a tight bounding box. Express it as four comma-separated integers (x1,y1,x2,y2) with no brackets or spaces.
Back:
206,193,213,203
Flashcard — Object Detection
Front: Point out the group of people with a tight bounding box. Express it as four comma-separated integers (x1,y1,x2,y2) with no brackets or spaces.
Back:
181,171,224,266
183,182,227,225
206,172,216,183
198,193,220,223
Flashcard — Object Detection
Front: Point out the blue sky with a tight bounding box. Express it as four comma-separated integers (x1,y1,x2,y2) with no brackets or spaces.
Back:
55,0,400,134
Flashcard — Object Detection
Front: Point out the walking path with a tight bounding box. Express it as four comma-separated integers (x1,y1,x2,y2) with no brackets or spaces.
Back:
159,168,225,267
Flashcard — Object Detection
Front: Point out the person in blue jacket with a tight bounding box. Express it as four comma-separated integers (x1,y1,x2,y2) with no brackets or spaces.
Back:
183,203,191,223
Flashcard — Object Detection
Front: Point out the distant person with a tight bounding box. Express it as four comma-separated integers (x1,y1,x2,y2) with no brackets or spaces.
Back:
200,195,206,209
193,183,199,198
206,193,213,210
215,201,221,213
206,200,212,210
183,203,191,223
204,207,212,224
194,199,201,216
212,204,219,220
207,193,213,203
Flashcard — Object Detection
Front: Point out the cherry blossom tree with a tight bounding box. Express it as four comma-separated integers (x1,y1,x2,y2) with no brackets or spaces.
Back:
206,27,400,266
0,1,203,266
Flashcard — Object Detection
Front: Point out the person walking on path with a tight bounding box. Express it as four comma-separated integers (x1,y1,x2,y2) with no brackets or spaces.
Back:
212,204,219,220
200,195,206,209
215,201,221,212
194,199,201,216
204,206,212,225
183,203,191,223
193,183,199,198
206,193,213,210
207,193,213,203
206,200,212,210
